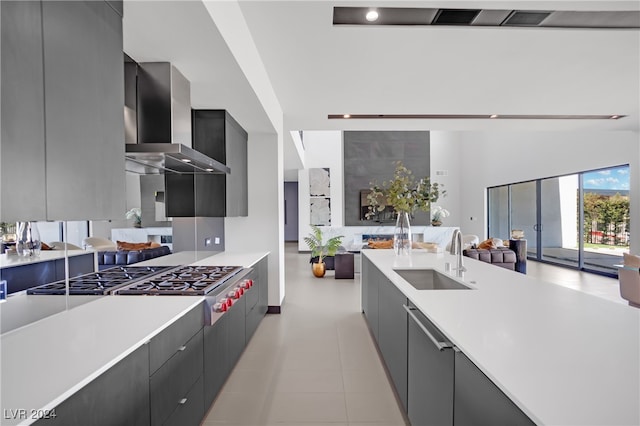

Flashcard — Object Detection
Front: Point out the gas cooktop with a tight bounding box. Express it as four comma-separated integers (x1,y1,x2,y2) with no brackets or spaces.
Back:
113,265,244,296
26,265,175,295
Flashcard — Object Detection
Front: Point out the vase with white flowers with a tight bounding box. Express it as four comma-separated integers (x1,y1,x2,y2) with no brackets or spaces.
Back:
126,208,142,228
431,206,449,226
366,161,446,255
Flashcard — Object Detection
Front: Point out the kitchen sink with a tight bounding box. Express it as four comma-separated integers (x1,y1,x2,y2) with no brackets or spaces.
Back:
393,268,473,290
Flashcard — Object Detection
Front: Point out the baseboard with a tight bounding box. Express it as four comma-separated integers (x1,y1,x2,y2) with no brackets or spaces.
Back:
267,305,281,314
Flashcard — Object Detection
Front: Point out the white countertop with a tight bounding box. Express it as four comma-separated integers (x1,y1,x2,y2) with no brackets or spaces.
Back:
0,250,269,425
0,250,93,269
363,249,640,426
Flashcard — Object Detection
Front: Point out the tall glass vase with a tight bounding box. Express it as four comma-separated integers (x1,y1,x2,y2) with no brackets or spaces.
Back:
16,221,41,257
393,211,412,256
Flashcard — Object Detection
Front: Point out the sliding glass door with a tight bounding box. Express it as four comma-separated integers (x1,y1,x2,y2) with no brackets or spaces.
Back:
487,165,629,277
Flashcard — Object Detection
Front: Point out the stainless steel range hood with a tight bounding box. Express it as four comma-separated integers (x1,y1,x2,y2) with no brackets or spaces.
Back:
125,143,230,174
124,61,229,175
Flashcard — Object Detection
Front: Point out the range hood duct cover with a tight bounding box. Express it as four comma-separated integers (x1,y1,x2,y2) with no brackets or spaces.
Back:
124,61,230,175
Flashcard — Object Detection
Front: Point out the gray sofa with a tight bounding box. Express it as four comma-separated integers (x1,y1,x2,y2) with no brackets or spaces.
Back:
463,247,517,271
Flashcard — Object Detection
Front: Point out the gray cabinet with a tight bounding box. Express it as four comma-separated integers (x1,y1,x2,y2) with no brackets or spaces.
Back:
203,314,230,407
34,343,150,426
361,256,380,340
42,1,125,221
191,110,248,217
377,272,408,411
0,1,125,222
454,352,535,426
406,303,454,426
0,1,47,222
227,293,247,367
246,256,269,341
150,329,204,426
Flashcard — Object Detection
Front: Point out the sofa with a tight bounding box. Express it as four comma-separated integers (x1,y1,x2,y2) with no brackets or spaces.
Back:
97,246,171,270
463,247,517,271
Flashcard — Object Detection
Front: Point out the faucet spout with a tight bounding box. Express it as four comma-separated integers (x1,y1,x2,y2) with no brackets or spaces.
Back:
449,229,466,274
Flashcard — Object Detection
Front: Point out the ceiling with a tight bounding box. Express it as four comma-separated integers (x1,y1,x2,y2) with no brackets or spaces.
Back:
123,1,640,172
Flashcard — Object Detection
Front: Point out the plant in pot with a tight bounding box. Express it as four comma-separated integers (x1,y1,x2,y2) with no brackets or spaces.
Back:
304,225,344,278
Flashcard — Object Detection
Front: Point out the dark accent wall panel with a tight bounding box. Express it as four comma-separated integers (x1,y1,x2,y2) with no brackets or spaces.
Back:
343,131,430,226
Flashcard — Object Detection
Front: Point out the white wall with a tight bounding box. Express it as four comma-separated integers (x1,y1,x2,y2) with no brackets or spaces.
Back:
297,131,343,250
430,131,463,230
454,130,639,253
226,132,285,307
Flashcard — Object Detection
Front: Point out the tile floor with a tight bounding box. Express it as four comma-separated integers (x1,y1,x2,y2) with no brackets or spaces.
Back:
202,243,627,425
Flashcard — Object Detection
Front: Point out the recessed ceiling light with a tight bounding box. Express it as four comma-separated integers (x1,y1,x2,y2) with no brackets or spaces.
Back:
343,114,351,118
205,168,214,172
181,159,191,163
490,114,498,118
366,9,379,22
610,115,621,119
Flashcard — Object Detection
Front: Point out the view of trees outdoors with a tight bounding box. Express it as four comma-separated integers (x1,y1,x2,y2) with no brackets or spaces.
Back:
583,193,630,247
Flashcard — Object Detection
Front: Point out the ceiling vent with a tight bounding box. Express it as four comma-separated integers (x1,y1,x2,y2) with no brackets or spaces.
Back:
502,11,552,26
432,9,480,25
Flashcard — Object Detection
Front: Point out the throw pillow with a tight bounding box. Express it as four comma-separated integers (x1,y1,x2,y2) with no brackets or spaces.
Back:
117,241,152,251
477,239,494,250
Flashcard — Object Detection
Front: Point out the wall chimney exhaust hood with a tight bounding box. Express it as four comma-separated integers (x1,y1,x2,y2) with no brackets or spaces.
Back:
124,61,230,175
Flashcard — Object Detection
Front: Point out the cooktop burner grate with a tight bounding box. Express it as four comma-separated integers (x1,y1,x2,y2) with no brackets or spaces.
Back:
114,265,244,295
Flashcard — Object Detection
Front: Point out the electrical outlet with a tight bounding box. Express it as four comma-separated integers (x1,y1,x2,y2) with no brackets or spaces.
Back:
204,238,212,246
214,237,220,244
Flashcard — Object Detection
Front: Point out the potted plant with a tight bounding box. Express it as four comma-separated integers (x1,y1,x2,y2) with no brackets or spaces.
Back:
431,206,450,226
365,161,445,254
304,225,344,277
126,208,142,228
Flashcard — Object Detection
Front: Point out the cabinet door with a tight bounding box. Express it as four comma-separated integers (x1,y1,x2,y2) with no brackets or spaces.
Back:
407,304,454,426
361,256,379,340
164,376,204,426
150,328,204,426
204,315,230,408
0,0,47,222
454,352,535,426
257,256,269,316
224,112,248,217
226,295,246,367
34,343,150,426
378,276,408,410
41,1,125,220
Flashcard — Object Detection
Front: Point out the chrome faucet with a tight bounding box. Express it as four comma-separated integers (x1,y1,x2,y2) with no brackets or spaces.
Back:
449,229,466,275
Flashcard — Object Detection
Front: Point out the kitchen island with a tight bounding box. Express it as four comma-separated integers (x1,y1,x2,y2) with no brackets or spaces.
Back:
0,251,268,426
362,249,639,425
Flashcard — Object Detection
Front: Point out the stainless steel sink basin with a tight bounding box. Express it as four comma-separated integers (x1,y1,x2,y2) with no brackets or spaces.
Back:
393,269,473,290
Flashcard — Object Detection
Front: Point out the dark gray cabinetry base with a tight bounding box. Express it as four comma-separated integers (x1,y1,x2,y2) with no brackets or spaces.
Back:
361,256,407,410
33,344,150,426
407,303,454,426
454,351,535,426
361,256,380,340
203,314,230,407
150,328,204,426
377,272,408,411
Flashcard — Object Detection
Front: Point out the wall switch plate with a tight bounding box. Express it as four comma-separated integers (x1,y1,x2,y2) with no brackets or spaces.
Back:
214,237,220,244
204,238,212,246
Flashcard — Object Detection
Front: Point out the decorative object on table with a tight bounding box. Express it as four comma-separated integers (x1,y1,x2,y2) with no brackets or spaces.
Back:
126,207,142,228
430,206,449,226
365,161,445,255
15,221,41,257
304,225,344,278
511,229,525,239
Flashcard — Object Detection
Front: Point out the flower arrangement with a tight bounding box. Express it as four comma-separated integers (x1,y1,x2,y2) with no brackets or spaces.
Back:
365,161,445,219
125,208,142,227
431,206,450,225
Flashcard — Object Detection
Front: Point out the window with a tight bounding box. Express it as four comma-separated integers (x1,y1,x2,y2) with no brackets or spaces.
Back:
487,165,630,277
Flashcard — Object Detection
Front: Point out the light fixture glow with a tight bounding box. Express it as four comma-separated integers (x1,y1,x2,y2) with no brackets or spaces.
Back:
490,114,498,118
205,168,214,172
610,115,620,119
181,158,191,163
343,114,351,118
366,9,379,22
